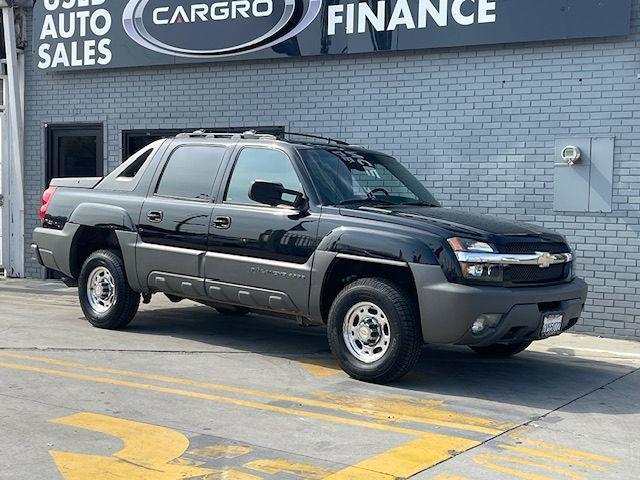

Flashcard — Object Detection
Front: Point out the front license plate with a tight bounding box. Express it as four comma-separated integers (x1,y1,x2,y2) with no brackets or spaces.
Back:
541,313,563,338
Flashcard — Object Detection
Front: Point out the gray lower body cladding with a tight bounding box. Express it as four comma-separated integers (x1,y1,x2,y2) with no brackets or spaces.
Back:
32,224,80,277
32,226,588,346
410,264,588,345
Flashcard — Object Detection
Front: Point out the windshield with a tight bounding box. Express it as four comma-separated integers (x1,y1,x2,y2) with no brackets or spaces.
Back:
298,147,440,207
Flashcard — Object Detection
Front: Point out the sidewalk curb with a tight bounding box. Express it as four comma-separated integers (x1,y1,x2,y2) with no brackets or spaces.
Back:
0,280,77,296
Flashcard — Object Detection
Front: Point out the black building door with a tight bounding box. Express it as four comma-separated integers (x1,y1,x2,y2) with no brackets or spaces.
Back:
46,124,104,185
45,124,103,278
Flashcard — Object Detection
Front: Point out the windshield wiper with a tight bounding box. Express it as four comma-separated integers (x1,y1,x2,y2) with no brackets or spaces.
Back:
399,201,439,207
337,198,395,206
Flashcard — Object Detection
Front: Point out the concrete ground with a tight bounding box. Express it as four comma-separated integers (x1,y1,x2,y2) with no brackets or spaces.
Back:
0,278,639,480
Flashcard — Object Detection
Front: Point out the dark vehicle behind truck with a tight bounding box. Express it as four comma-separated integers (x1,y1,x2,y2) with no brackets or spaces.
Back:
33,131,587,383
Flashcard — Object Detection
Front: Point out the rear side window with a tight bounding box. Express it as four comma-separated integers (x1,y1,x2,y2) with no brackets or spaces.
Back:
156,146,225,200
118,148,152,179
97,140,163,191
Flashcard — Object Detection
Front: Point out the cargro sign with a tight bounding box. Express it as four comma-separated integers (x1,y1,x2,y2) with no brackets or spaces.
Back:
34,0,632,71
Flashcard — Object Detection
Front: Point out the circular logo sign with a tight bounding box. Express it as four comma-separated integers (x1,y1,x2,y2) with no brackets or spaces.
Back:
122,0,322,58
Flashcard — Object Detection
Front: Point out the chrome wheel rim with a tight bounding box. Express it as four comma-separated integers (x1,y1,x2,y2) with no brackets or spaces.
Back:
342,301,391,363
87,266,116,313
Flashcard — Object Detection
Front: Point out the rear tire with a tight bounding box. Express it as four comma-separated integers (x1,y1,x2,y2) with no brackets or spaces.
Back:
214,306,250,316
78,249,140,330
469,340,532,357
327,278,422,384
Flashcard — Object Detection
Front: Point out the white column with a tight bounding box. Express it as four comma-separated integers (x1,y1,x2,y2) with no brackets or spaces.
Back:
0,104,6,276
2,6,24,277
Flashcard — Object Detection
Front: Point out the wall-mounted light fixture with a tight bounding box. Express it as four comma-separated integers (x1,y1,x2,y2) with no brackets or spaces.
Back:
561,145,582,166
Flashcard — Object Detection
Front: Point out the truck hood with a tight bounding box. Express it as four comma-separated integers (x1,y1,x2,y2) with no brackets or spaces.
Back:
340,206,565,243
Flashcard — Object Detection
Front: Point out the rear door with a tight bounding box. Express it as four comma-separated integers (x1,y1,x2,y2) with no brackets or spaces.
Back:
136,142,230,297
204,146,320,315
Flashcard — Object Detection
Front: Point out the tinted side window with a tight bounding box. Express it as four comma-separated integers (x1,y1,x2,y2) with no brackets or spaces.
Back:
156,146,225,200
225,148,302,205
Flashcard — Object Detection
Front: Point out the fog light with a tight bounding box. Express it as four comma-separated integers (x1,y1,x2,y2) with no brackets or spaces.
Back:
471,314,502,335
471,319,486,334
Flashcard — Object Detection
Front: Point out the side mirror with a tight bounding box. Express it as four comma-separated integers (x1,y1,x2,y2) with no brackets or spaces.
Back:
249,181,308,210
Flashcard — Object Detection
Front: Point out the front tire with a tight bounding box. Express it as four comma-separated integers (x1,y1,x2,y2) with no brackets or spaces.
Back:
327,278,422,383
469,340,532,357
78,249,140,330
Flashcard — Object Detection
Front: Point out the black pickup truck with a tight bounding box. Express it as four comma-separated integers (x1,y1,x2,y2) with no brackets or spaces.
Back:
33,131,587,383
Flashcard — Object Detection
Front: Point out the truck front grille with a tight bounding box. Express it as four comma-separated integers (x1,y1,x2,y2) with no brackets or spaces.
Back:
507,263,569,284
500,242,571,285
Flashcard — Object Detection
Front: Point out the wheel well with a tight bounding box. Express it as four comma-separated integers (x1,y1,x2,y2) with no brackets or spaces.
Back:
69,227,121,278
320,258,419,323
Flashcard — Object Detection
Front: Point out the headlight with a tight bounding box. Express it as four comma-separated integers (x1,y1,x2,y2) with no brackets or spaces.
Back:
569,246,576,278
560,236,576,278
447,237,503,282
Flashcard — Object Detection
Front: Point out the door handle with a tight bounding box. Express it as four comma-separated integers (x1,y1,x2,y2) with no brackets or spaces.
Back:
147,210,163,223
213,216,231,229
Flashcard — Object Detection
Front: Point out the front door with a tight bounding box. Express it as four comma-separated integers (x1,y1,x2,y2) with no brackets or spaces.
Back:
205,146,319,315
136,143,228,298
46,124,104,278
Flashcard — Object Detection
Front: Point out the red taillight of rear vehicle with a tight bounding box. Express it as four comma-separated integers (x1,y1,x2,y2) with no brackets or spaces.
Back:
39,186,57,221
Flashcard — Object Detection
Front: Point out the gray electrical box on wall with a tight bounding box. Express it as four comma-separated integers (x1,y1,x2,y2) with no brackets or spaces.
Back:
554,137,614,212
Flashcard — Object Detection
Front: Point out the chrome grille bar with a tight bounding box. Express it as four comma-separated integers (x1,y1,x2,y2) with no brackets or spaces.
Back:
455,251,572,268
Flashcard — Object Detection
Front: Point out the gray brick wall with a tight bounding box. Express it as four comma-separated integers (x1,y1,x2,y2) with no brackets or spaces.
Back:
23,2,640,339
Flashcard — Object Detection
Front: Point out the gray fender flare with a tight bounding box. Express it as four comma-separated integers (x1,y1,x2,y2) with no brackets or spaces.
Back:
308,227,438,323
68,204,142,291
69,203,136,230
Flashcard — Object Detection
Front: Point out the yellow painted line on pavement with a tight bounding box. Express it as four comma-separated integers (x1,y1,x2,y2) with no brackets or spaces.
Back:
244,459,333,479
499,444,607,470
188,445,253,460
322,436,475,480
490,454,587,480
0,358,481,479
0,359,475,440
298,358,342,377
312,391,511,435
202,470,262,480
0,351,509,435
49,412,214,480
516,438,619,464
474,454,557,480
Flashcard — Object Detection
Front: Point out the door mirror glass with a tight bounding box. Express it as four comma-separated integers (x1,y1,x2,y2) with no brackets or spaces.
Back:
249,181,307,209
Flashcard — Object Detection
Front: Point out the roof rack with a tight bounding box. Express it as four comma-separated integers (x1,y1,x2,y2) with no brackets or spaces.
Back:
176,129,278,140
281,132,349,146
175,129,349,146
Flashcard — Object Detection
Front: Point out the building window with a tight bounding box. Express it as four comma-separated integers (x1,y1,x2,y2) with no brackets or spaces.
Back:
122,126,285,161
46,124,104,185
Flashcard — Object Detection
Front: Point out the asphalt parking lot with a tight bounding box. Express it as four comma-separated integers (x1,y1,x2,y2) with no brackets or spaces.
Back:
1,279,639,480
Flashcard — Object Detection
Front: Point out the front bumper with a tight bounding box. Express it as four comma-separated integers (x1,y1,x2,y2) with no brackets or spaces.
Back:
410,264,588,345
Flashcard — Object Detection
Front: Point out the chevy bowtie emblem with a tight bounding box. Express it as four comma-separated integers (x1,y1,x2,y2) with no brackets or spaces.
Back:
537,252,554,269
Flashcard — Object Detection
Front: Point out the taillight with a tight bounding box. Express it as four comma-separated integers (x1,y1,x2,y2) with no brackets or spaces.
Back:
40,186,57,221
